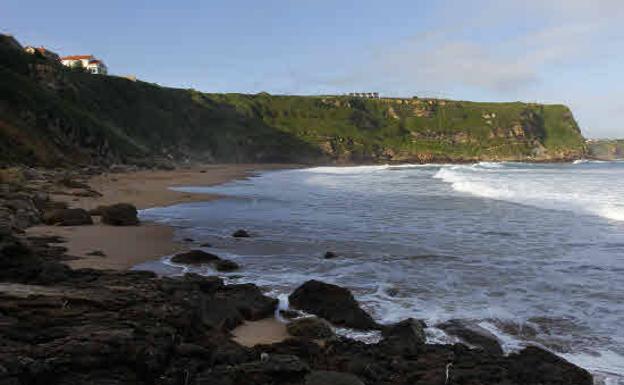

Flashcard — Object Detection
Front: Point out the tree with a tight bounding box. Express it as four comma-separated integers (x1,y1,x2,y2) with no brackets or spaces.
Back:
70,61,85,72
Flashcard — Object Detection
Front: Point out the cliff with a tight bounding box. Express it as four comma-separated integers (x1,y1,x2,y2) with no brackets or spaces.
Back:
0,34,586,167
586,140,624,160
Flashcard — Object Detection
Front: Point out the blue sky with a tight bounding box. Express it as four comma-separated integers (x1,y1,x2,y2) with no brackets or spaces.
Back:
3,0,623,138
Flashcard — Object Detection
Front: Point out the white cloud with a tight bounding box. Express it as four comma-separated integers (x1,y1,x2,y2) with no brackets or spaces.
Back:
325,0,624,136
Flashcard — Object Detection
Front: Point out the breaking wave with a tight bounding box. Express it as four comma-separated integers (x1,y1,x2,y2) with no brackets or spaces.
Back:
433,162,624,222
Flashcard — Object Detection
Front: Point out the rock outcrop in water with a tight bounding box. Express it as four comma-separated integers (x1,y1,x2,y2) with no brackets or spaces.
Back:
289,280,381,330
437,319,504,356
171,249,241,272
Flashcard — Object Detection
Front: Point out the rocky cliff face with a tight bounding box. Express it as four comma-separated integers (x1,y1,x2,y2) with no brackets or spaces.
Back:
0,34,586,167
586,140,624,160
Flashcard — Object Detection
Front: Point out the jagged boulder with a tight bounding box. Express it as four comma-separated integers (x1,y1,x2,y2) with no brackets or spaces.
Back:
200,284,277,330
100,203,139,226
232,229,250,238
437,319,504,356
287,317,334,339
288,280,379,330
324,251,339,259
505,346,593,385
171,250,221,264
215,259,240,272
43,208,93,226
379,318,426,355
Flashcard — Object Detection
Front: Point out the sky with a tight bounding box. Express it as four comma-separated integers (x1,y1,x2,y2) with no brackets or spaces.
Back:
3,0,623,138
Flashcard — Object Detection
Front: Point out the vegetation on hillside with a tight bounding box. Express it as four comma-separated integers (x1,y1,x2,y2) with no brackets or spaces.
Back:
0,34,586,166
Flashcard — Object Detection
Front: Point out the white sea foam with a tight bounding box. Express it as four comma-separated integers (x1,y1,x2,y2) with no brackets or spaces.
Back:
562,350,624,385
573,159,609,165
300,165,391,174
433,163,624,222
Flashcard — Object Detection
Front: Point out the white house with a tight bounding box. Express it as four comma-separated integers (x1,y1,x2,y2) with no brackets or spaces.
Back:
60,55,108,75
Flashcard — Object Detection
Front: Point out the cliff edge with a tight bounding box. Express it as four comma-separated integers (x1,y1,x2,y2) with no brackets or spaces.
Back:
0,34,586,166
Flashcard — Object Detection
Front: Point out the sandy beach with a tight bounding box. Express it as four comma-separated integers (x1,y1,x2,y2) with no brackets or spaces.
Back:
26,164,292,271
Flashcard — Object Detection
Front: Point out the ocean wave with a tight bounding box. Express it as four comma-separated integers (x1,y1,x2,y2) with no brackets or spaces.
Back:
433,163,624,222
475,161,506,169
302,163,452,174
300,165,391,174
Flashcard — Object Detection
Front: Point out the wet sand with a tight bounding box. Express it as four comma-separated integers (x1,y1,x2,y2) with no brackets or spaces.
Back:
26,164,294,270
231,318,290,347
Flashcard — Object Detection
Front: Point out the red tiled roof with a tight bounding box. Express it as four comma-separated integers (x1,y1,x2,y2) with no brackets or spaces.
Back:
88,60,102,65
61,55,93,60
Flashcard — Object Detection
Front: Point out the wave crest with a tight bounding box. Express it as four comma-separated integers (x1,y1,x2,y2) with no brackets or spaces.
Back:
434,163,624,222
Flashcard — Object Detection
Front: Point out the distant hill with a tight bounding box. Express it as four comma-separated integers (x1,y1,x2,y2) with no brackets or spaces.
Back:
0,34,586,167
587,140,624,160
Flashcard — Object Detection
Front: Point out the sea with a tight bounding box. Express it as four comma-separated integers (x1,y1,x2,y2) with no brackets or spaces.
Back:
138,160,624,384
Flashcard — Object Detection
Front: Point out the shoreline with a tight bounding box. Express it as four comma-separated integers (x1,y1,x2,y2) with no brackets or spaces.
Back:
24,158,605,271
26,164,296,271
1,161,603,384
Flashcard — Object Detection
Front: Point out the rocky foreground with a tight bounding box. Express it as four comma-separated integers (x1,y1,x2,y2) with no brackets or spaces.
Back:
0,166,594,384
0,231,594,385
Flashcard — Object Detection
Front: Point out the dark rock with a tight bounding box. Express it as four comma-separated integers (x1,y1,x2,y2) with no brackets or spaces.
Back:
43,208,93,226
200,284,277,331
506,346,593,385
175,343,210,358
36,260,71,283
171,250,221,264
57,176,90,189
232,229,250,238
0,210,595,385
286,317,334,339
252,338,323,362
26,235,66,244
200,242,212,247
87,205,107,216
380,318,427,355
197,354,308,385
221,284,278,321
100,203,140,226
86,250,106,257
279,309,303,319
71,189,102,198
215,259,240,272
159,273,223,295
385,287,399,297
288,280,379,330
0,208,12,236
305,371,364,385
183,237,194,242
238,354,308,374
324,251,339,259
437,319,504,356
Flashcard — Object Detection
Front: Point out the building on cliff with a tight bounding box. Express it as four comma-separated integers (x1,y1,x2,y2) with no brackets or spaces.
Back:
24,46,61,62
348,92,379,99
60,54,108,74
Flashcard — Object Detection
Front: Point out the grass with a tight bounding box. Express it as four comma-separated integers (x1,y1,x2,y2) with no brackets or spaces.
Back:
0,34,586,166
